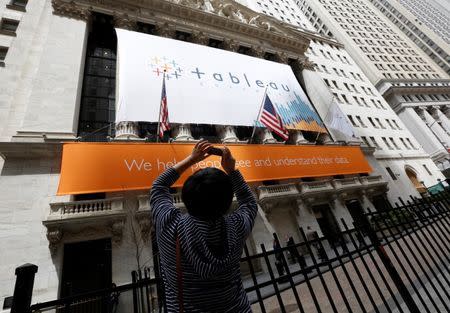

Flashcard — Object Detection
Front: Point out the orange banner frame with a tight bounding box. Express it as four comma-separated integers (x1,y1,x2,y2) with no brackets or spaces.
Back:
57,143,372,195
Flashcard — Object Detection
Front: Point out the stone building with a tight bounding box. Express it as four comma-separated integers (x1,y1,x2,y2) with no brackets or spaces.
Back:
0,0,422,307
295,0,450,179
367,0,450,76
241,0,447,197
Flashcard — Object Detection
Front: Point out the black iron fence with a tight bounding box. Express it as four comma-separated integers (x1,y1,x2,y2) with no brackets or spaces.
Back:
10,191,450,313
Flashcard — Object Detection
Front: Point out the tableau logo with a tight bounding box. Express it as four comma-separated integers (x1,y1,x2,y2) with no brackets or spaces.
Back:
150,56,291,92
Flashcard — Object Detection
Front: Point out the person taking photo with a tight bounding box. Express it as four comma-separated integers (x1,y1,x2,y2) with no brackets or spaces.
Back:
150,140,258,312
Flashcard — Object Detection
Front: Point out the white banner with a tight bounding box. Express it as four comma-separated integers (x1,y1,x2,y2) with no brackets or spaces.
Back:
116,29,326,133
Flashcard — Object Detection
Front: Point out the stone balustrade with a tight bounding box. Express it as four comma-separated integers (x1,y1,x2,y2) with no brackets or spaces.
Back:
44,197,127,254
299,180,334,192
257,183,299,202
332,177,362,190
360,175,384,186
48,197,124,219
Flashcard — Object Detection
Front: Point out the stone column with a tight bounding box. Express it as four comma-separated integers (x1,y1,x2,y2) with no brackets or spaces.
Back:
443,106,450,120
259,128,283,144
172,124,196,142
431,106,450,135
292,131,311,145
418,107,450,147
216,125,247,143
114,121,140,140
21,3,91,136
317,133,335,145
331,198,354,232
398,107,443,155
114,15,140,140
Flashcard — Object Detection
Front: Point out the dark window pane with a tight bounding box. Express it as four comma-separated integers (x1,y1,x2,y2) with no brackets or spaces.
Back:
1,19,19,32
12,0,28,7
0,47,7,61
78,13,116,141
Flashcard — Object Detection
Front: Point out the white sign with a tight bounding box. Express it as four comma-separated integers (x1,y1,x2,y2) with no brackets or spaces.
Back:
116,29,326,132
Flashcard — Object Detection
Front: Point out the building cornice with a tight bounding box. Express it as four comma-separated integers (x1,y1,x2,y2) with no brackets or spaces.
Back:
51,0,311,58
376,78,450,97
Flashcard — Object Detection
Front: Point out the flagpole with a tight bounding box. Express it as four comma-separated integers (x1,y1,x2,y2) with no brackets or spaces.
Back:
249,86,268,144
156,71,166,143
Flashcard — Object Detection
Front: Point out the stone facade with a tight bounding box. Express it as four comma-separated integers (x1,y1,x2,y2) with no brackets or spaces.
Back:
0,0,393,307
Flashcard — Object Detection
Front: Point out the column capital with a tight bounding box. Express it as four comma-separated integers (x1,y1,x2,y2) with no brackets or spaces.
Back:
215,125,248,143
249,46,265,58
113,14,137,30
46,227,63,256
114,121,141,140
222,39,240,52
155,23,177,38
51,0,91,21
275,52,289,64
172,124,198,142
191,31,210,46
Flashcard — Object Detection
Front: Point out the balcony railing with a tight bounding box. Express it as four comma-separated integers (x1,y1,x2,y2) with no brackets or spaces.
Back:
360,175,385,186
258,184,299,202
332,177,363,191
48,197,123,219
299,180,334,193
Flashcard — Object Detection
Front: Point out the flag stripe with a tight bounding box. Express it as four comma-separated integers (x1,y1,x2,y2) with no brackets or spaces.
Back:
258,95,289,141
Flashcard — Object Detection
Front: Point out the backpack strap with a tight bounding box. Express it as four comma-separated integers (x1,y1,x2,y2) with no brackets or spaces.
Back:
176,234,184,313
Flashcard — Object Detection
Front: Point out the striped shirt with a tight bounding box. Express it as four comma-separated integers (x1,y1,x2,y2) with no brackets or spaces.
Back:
150,168,258,312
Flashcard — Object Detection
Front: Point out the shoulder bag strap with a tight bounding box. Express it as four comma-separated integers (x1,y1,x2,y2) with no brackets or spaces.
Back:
176,234,184,313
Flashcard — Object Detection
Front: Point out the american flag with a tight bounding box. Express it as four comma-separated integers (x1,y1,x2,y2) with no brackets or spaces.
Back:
259,94,289,141
158,74,170,139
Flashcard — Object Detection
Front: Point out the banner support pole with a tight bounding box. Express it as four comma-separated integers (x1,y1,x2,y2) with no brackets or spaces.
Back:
249,86,268,144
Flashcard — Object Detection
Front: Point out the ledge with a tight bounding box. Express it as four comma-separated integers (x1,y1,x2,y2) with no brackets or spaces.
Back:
6,4,26,12
0,142,63,159
0,29,16,37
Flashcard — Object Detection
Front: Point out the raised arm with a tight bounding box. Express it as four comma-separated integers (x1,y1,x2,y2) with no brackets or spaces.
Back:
150,140,213,230
222,147,258,237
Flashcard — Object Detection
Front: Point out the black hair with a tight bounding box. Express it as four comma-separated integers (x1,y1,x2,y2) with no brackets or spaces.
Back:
181,167,233,221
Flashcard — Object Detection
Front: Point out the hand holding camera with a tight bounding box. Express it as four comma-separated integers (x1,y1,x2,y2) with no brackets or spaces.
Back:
188,140,235,174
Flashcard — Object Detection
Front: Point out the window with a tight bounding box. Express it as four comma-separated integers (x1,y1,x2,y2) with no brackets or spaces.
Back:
400,138,410,149
382,137,393,149
423,164,432,175
348,115,358,127
368,117,378,128
386,167,397,180
406,138,417,149
375,118,384,128
392,120,402,129
389,138,399,149
0,46,7,66
0,18,19,36
78,13,117,141
356,116,367,127
385,118,395,129
370,137,380,149
361,136,370,146
7,0,27,11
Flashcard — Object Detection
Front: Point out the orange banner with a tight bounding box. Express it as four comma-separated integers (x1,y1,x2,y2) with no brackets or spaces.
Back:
57,143,372,195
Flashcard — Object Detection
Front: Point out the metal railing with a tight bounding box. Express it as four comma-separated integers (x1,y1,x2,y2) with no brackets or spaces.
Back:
11,190,450,313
